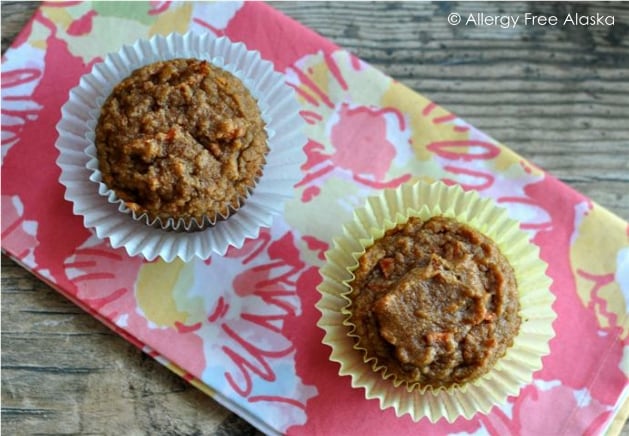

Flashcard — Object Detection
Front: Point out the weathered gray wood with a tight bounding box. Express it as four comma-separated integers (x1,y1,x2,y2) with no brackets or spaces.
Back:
2,1,628,435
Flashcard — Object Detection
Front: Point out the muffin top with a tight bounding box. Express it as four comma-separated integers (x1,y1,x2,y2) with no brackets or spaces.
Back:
95,58,268,223
348,216,521,389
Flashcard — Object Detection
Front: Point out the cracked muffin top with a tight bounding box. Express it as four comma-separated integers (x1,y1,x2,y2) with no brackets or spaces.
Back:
348,216,521,389
95,58,268,224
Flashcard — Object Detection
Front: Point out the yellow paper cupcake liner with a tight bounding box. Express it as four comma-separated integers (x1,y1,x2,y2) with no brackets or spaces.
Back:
316,181,556,422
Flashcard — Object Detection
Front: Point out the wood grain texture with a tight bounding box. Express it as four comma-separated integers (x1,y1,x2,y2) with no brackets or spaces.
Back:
2,1,628,435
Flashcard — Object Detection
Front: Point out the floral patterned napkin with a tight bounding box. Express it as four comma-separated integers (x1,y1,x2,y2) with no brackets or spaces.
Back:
2,2,628,435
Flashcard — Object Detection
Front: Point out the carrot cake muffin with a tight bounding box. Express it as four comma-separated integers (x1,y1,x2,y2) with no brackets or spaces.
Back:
348,216,521,389
95,58,268,224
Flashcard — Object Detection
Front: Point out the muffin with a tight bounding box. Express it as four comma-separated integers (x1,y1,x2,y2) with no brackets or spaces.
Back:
95,58,268,228
348,215,521,390
57,33,305,261
316,181,555,421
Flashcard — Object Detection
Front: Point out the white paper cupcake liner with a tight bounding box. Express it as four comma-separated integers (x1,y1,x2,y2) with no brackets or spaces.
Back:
55,32,305,261
316,181,556,422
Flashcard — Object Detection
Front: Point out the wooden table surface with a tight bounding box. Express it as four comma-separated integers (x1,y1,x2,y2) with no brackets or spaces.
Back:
2,1,628,435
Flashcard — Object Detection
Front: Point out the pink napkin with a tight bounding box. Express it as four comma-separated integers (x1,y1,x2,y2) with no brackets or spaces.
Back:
2,2,628,434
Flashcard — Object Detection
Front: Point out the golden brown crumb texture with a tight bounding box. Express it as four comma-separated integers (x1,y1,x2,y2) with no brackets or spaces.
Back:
95,58,268,223
349,216,521,389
